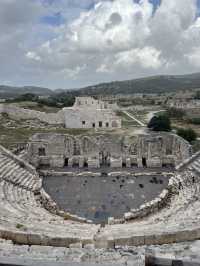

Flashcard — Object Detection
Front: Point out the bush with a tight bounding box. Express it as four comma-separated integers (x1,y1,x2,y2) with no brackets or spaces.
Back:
148,114,171,132
189,118,200,125
194,91,200,100
16,223,25,229
166,107,186,119
177,128,197,143
15,93,39,102
192,140,200,153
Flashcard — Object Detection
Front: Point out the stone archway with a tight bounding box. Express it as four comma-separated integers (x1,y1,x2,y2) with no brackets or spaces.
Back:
65,136,74,157
99,151,111,167
81,136,96,154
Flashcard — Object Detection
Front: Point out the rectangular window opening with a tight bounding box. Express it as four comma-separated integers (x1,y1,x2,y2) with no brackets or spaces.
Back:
38,148,46,156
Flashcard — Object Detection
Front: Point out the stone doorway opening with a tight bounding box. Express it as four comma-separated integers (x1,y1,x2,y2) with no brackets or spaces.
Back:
142,157,147,168
122,162,126,168
84,161,88,168
64,158,69,167
99,151,111,167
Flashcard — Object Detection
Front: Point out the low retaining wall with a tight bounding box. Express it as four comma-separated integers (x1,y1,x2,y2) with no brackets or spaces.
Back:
108,172,175,224
95,227,200,249
0,229,91,247
38,188,93,224
0,104,64,125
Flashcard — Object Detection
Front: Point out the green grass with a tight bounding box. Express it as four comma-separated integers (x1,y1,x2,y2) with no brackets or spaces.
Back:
13,101,61,113
16,223,26,230
116,111,139,127
127,110,148,124
0,123,91,150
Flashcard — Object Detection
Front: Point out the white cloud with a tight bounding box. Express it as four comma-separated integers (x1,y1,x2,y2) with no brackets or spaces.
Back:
115,47,162,69
1,0,200,88
26,51,41,61
68,0,153,53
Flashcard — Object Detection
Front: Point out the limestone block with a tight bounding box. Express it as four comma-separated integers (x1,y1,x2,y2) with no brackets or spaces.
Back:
126,158,131,168
88,158,100,168
39,157,50,167
27,234,42,245
108,217,115,225
163,156,175,167
110,157,122,168
12,232,29,245
115,235,145,247
78,157,85,168
137,158,143,168
130,156,138,166
94,237,115,249
68,158,73,167
69,242,82,248
84,243,95,249
147,158,162,168
50,156,64,168
49,237,80,248
124,212,134,220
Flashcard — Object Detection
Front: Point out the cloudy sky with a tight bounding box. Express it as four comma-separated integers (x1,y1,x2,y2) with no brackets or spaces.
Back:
1,0,200,89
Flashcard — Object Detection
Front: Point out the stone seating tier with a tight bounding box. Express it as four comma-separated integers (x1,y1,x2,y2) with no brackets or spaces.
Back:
0,147,200,250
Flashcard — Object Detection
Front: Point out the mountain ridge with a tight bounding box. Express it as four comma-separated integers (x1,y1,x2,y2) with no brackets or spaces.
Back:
1,72,200,98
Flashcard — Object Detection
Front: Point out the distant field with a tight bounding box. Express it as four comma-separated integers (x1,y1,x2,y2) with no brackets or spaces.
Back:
0,114,91,150
116,111,141,127
12,101,61,113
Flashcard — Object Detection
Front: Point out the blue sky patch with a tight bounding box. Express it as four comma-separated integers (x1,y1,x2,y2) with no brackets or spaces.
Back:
40,12,65,26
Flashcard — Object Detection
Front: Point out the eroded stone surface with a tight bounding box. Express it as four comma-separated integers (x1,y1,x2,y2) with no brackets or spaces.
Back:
28,132,191,169
42,173,169,224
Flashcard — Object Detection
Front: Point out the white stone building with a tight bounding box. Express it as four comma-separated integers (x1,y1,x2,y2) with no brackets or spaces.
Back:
0,96,121,129
63,97,121,129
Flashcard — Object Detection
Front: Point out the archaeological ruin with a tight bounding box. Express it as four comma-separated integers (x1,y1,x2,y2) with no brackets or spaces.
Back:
63,97,121,129
0,129,200,265
0,96,121,129
27,132,191,169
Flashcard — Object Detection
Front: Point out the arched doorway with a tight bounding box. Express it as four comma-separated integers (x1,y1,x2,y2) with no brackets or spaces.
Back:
99,151,111,167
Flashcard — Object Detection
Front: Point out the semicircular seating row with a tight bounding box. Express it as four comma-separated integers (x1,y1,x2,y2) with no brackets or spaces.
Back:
96,155,200,248
1,147,200,249
0,152,100,247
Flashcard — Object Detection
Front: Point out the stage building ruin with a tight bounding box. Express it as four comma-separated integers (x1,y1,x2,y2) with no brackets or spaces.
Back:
27,132,192,169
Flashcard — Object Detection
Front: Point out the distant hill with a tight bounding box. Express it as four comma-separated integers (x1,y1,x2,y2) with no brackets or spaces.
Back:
1,72,200,99
0,85,53,98
75,72,200,96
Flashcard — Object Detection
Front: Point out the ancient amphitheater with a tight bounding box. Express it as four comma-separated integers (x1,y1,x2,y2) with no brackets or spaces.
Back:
0,132,200,265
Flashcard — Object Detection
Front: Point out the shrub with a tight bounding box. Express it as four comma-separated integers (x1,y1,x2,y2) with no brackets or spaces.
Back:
194,91,200,100
189,118,200,125
177,128,197,143
148,114,171,132
166,107,186,119
16,223,24,229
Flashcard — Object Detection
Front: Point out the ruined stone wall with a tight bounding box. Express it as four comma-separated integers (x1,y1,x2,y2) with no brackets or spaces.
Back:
27,133,192,169
63,96,121,129
0,104,64,125
0,100,121,129
63,108,121,129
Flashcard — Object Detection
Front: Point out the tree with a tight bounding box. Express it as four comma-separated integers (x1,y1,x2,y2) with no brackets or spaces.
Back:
16,93,39,102
177,128,197,143
194,91,200,100
148,114,171,132
166,107,185,119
